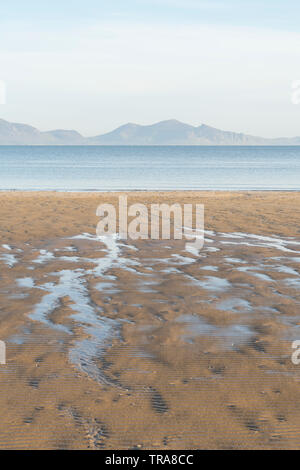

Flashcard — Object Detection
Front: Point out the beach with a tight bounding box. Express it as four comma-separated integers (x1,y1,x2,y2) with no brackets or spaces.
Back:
0,191,300,449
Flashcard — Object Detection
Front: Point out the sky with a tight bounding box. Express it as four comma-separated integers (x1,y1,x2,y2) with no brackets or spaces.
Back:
0,0,300,137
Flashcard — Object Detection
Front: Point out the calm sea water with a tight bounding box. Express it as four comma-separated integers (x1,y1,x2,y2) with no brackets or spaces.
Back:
0,145,300,191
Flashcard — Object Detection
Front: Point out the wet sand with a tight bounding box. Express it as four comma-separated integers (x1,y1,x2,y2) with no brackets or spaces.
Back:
0,191,300,449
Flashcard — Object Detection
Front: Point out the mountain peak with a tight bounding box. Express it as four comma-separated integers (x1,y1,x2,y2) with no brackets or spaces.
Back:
0,117,299,145
157,119,185,125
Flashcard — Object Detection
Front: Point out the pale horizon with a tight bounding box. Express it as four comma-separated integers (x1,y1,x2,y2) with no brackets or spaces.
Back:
1,0,300,137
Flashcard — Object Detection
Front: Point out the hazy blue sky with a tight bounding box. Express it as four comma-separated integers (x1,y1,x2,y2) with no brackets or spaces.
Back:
1,0,300,137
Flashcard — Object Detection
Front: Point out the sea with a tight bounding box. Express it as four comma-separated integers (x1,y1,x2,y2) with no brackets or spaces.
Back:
0,145,300,191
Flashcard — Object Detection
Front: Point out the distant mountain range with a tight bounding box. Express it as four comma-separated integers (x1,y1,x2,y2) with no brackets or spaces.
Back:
0,118,300,145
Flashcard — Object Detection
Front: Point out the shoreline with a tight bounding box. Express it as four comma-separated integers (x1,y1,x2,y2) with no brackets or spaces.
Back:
1,189,300,192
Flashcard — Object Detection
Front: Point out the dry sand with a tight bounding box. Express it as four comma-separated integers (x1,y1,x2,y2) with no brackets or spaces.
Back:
0,191,300,449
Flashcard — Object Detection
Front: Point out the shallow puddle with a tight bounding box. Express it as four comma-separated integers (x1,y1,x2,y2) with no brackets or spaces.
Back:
176,314,253,348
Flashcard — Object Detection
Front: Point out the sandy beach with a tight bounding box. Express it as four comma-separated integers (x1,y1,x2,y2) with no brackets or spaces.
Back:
0,191,300,449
